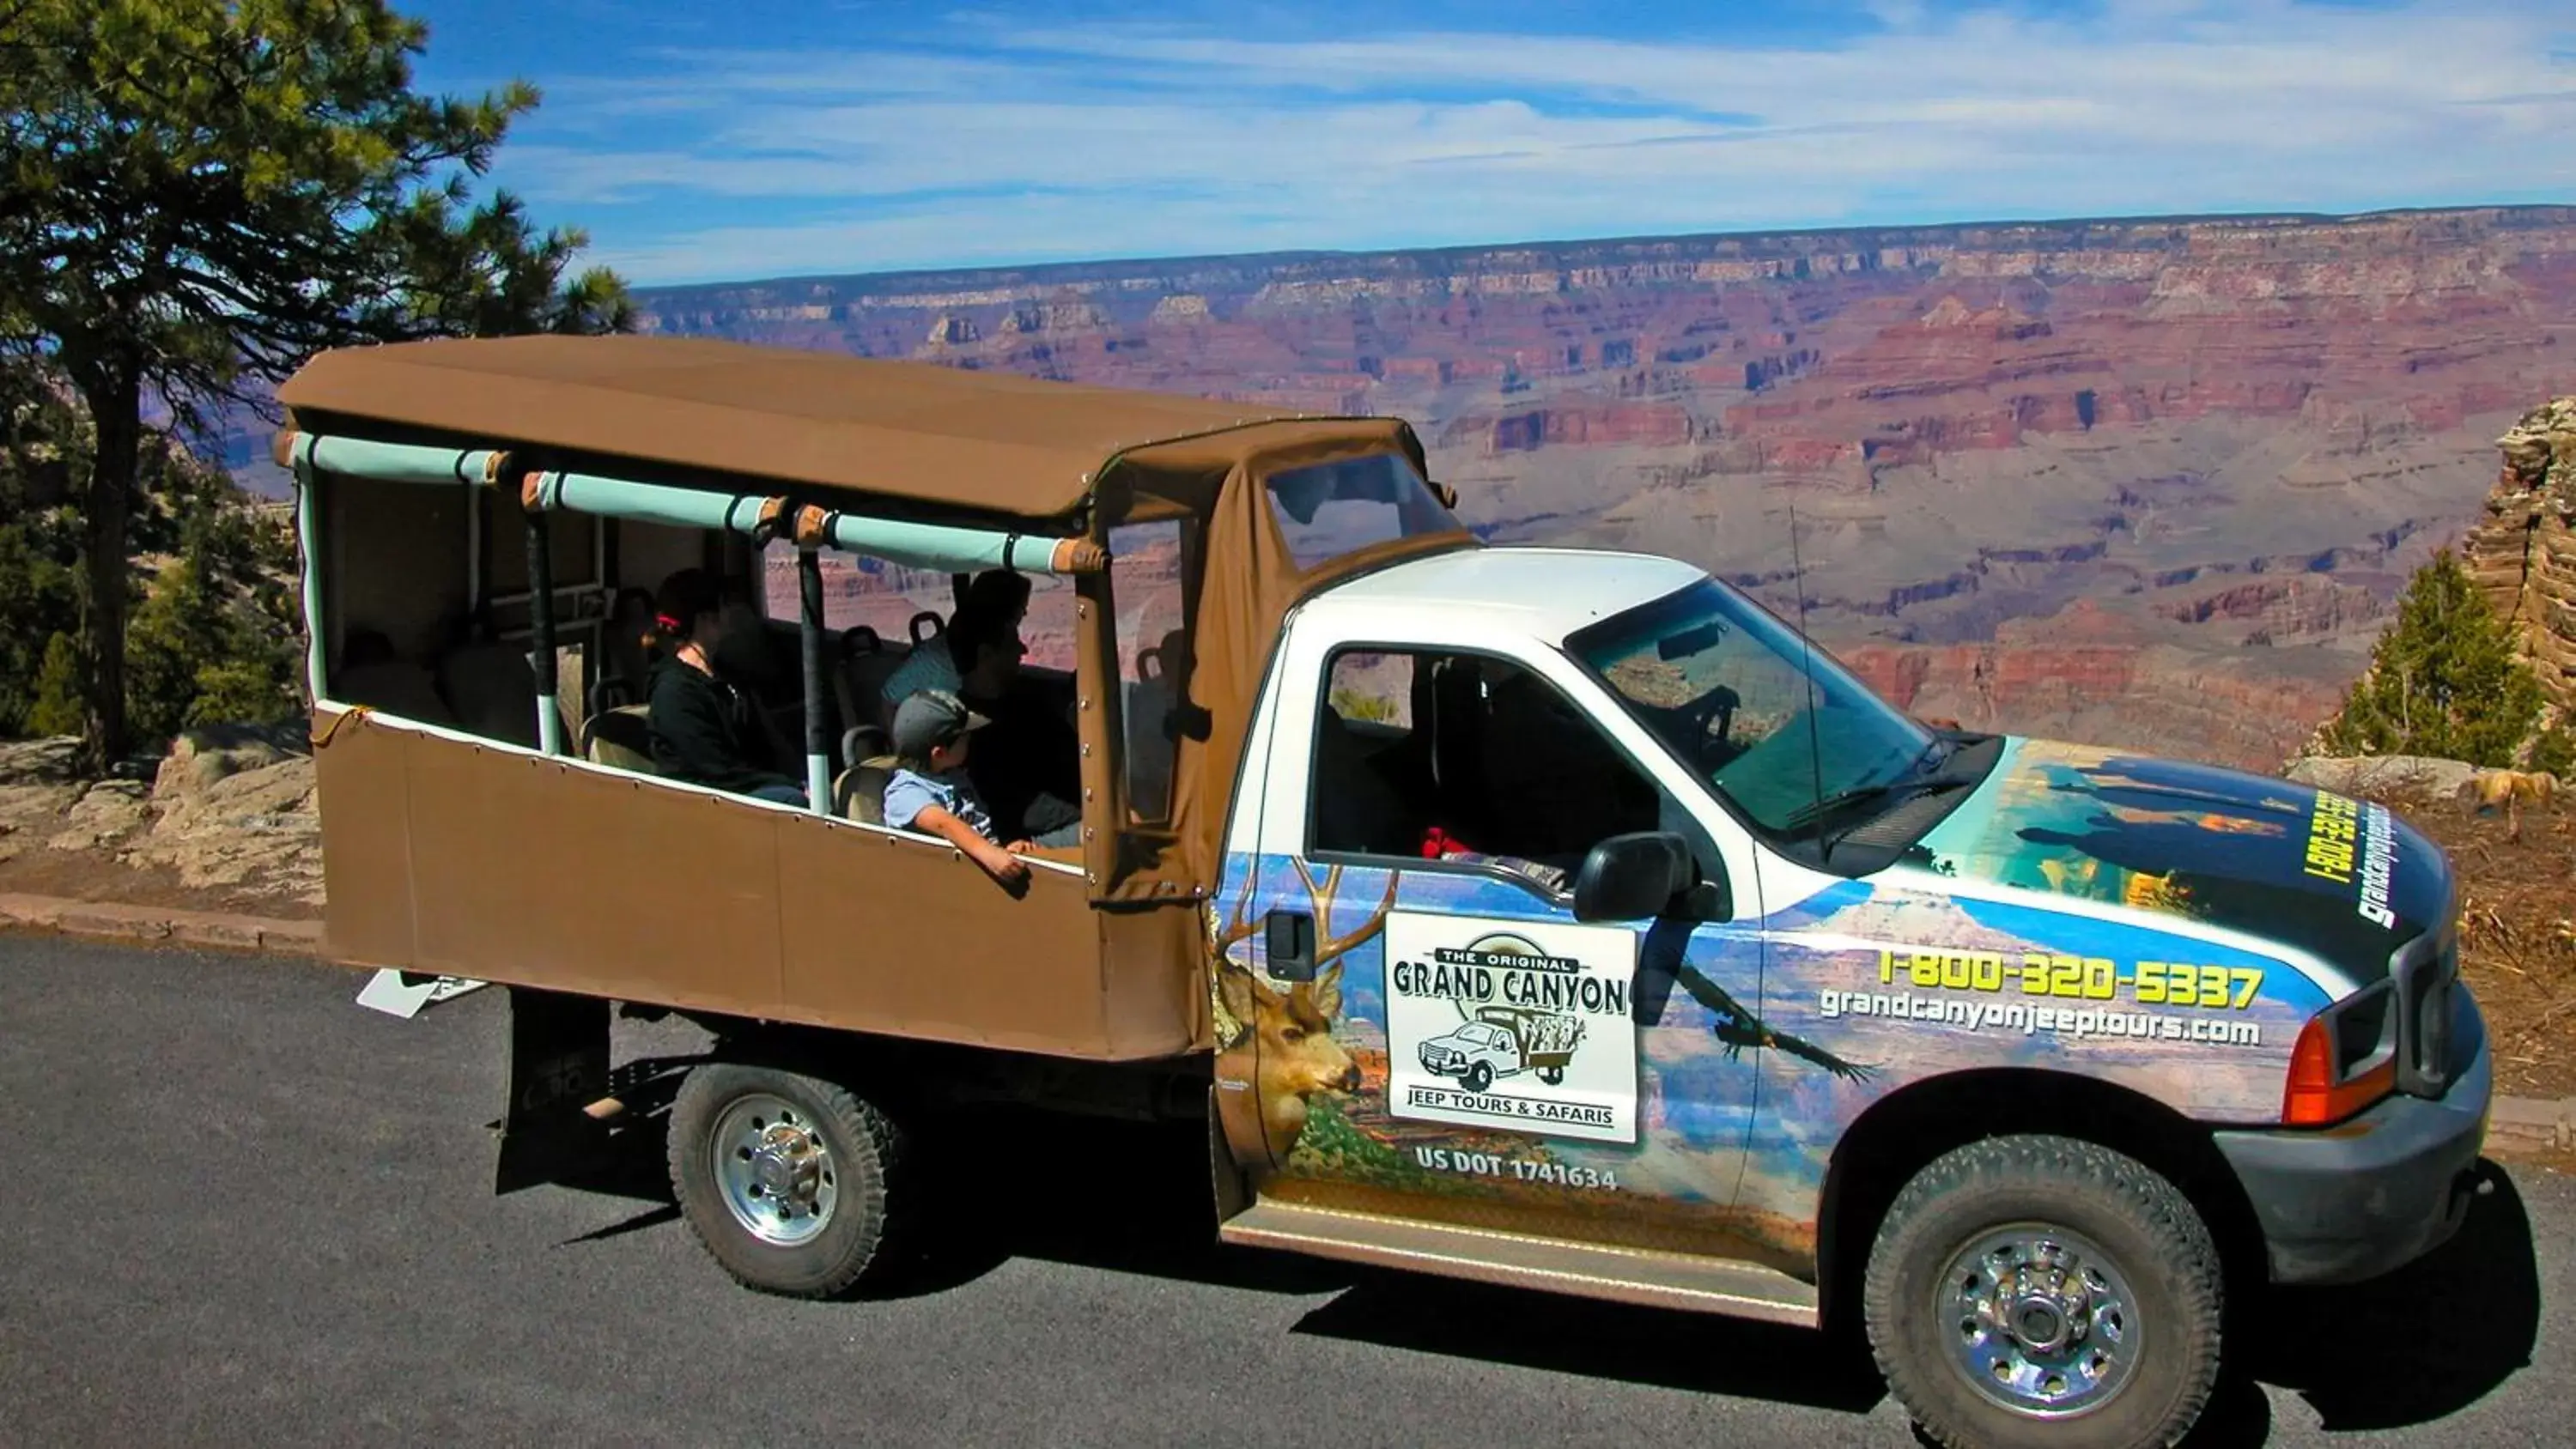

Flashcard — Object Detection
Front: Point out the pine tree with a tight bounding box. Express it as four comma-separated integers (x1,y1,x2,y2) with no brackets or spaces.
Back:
2319,549,2543,767
26,634,86,737
1,0,631,767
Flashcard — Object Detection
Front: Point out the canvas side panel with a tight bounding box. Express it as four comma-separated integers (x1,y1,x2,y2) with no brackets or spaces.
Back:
313,708,418,969
401,736,788,1015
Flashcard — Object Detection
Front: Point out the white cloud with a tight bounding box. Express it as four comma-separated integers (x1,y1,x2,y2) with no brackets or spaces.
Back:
494,2,2576,284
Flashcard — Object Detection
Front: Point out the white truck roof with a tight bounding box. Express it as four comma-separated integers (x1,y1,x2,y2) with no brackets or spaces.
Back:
1304,547,1706,641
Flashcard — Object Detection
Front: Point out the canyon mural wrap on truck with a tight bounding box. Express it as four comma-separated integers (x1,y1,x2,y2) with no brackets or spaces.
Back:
1207,737,2451,1276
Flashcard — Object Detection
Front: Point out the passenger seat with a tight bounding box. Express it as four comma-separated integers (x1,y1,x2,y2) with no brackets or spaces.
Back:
837,612,945,731
436,640,565,750
831,724,897,825
335,658,456,725
582,705,657,773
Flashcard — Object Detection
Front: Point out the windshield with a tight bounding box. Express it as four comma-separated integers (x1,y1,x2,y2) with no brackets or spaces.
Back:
1266,452,1459,570
1568,579,1938,840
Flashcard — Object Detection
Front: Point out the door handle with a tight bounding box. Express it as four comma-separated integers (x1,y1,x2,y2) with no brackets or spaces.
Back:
1266,910,1317,982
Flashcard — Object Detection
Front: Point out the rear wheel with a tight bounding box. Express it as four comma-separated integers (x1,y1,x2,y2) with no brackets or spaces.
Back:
1863,1135,2221,1449
668,1061,904,1299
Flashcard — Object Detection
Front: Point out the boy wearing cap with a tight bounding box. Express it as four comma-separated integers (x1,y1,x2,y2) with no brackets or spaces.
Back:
884,690,1078,886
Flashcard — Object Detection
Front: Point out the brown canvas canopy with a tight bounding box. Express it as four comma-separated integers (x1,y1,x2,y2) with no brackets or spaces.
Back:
277,334,1307,520
280,334,1468,912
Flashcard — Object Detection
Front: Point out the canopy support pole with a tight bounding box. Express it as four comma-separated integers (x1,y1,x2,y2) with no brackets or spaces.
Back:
290,441,327,706
806,508,1103,576
526,509,562,756
798,548,831,815
276,429,1105,576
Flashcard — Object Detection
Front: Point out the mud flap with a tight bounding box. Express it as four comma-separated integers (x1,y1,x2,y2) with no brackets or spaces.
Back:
354,968,489,1019
1209,1088,1251,1224
495,987,614,1195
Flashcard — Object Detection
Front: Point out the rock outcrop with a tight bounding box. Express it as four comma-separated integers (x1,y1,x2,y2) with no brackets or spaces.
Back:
2285,754,2481,801
0,725,319,908
2461,398,2576,717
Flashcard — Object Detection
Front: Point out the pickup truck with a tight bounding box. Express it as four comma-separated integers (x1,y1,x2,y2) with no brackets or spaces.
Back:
273,335,2488,1449
1419,1003,1584,1091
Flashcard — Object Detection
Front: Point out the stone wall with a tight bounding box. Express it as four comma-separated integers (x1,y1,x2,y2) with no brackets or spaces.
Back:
2460,398,2576,717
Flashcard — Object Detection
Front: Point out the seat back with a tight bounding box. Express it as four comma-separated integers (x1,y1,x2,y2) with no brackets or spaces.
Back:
841,628,920,732
835,756,899,826
437,641,552,749
583,704,658,773
335,659,456,725
1416,654,1490,838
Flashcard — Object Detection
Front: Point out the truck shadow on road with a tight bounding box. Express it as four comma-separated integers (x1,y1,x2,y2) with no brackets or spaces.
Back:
2181,1158,2540,1446
547,1082,2542,1440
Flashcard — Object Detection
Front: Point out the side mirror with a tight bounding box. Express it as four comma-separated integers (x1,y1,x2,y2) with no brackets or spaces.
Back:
1572,831,1695,923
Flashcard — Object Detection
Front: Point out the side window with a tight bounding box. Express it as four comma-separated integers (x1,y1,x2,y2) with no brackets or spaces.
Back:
1111,518,1191,823
1309,648,1664,890
1265,452,1458,570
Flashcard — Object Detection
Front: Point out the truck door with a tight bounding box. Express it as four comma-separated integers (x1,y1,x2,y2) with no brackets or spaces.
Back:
1220,637,1777,1248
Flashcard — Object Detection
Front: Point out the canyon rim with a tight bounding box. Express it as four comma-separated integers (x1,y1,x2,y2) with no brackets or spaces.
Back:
617,207,2576,771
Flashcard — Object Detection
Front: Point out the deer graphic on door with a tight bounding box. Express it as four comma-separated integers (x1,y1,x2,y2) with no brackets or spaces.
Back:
1210,858,1397,1163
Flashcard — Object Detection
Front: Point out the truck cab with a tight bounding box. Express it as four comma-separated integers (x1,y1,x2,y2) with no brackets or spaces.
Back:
1212,545,2489,1449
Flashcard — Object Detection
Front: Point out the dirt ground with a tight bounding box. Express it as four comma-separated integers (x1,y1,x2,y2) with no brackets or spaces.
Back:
2375,787,2576,1100
0,842,318,919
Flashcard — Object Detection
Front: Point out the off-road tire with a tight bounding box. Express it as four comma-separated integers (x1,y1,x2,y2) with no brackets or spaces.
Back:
1464,1061,1494,1093
1863,1135,2222,1449
1539,1066,1565,1086
667,1061,905,1300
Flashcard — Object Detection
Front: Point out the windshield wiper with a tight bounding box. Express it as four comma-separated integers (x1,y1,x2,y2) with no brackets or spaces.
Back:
1781,774,1968,833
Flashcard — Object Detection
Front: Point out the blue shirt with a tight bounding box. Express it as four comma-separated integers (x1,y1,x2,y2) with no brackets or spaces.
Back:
883,767,996,840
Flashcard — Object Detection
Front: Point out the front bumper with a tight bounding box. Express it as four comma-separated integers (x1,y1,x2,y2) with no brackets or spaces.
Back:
2211,985,2491,1286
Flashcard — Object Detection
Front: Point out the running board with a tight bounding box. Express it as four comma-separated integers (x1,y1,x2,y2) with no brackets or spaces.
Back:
1219,1197,1820,1328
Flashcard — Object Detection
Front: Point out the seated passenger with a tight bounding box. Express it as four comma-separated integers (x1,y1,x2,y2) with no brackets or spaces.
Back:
882,690,1076,887
646,568,806,807
878,568,1032,711
947,608,1082,841
711,574,793,700
601,586,660,706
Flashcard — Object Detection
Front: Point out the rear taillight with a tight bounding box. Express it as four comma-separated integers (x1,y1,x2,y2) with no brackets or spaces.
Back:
2281,980,2398,1126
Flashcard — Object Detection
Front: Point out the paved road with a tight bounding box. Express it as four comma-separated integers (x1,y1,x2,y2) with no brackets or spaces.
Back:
0,936,2562,1447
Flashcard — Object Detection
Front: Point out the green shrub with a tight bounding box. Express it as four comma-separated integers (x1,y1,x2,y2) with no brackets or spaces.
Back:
25,633,85,737
2530,720,2576,779
2319,549,2543,767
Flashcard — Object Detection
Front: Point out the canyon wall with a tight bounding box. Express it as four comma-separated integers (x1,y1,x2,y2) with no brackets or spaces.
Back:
641,207,2576,770
2461,397,2576,718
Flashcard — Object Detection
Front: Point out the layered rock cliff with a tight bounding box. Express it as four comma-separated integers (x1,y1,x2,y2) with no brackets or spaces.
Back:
2461,398,2576,718
653,205,2576,771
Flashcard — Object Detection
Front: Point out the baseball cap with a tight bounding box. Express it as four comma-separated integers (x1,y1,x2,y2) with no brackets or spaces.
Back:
890,688,989,758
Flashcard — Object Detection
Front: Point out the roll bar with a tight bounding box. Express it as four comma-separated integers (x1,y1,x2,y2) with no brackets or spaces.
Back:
281,429,1106,815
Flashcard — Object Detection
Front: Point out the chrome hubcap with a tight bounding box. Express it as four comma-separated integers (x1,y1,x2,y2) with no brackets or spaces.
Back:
711,1094,838,1247
1940,1224,2138,1418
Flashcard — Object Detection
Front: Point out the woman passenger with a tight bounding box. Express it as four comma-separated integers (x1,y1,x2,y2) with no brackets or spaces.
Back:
645,568,807,807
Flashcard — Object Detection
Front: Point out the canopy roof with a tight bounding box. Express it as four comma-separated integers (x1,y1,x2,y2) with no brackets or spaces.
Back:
276,334,1318,520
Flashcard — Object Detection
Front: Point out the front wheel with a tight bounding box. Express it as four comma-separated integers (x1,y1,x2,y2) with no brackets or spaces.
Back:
1863,1136,2221,1449
668,1060,906,1299
1463,1060,1494,1093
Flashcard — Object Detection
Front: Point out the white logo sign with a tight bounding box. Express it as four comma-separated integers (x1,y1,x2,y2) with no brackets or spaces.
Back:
1382,912,1640,1144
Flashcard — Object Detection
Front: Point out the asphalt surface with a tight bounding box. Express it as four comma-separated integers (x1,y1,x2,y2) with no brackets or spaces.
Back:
0,935,2564,1448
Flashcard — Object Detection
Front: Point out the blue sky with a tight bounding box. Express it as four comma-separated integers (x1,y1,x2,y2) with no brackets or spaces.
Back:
398,1,2576,287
